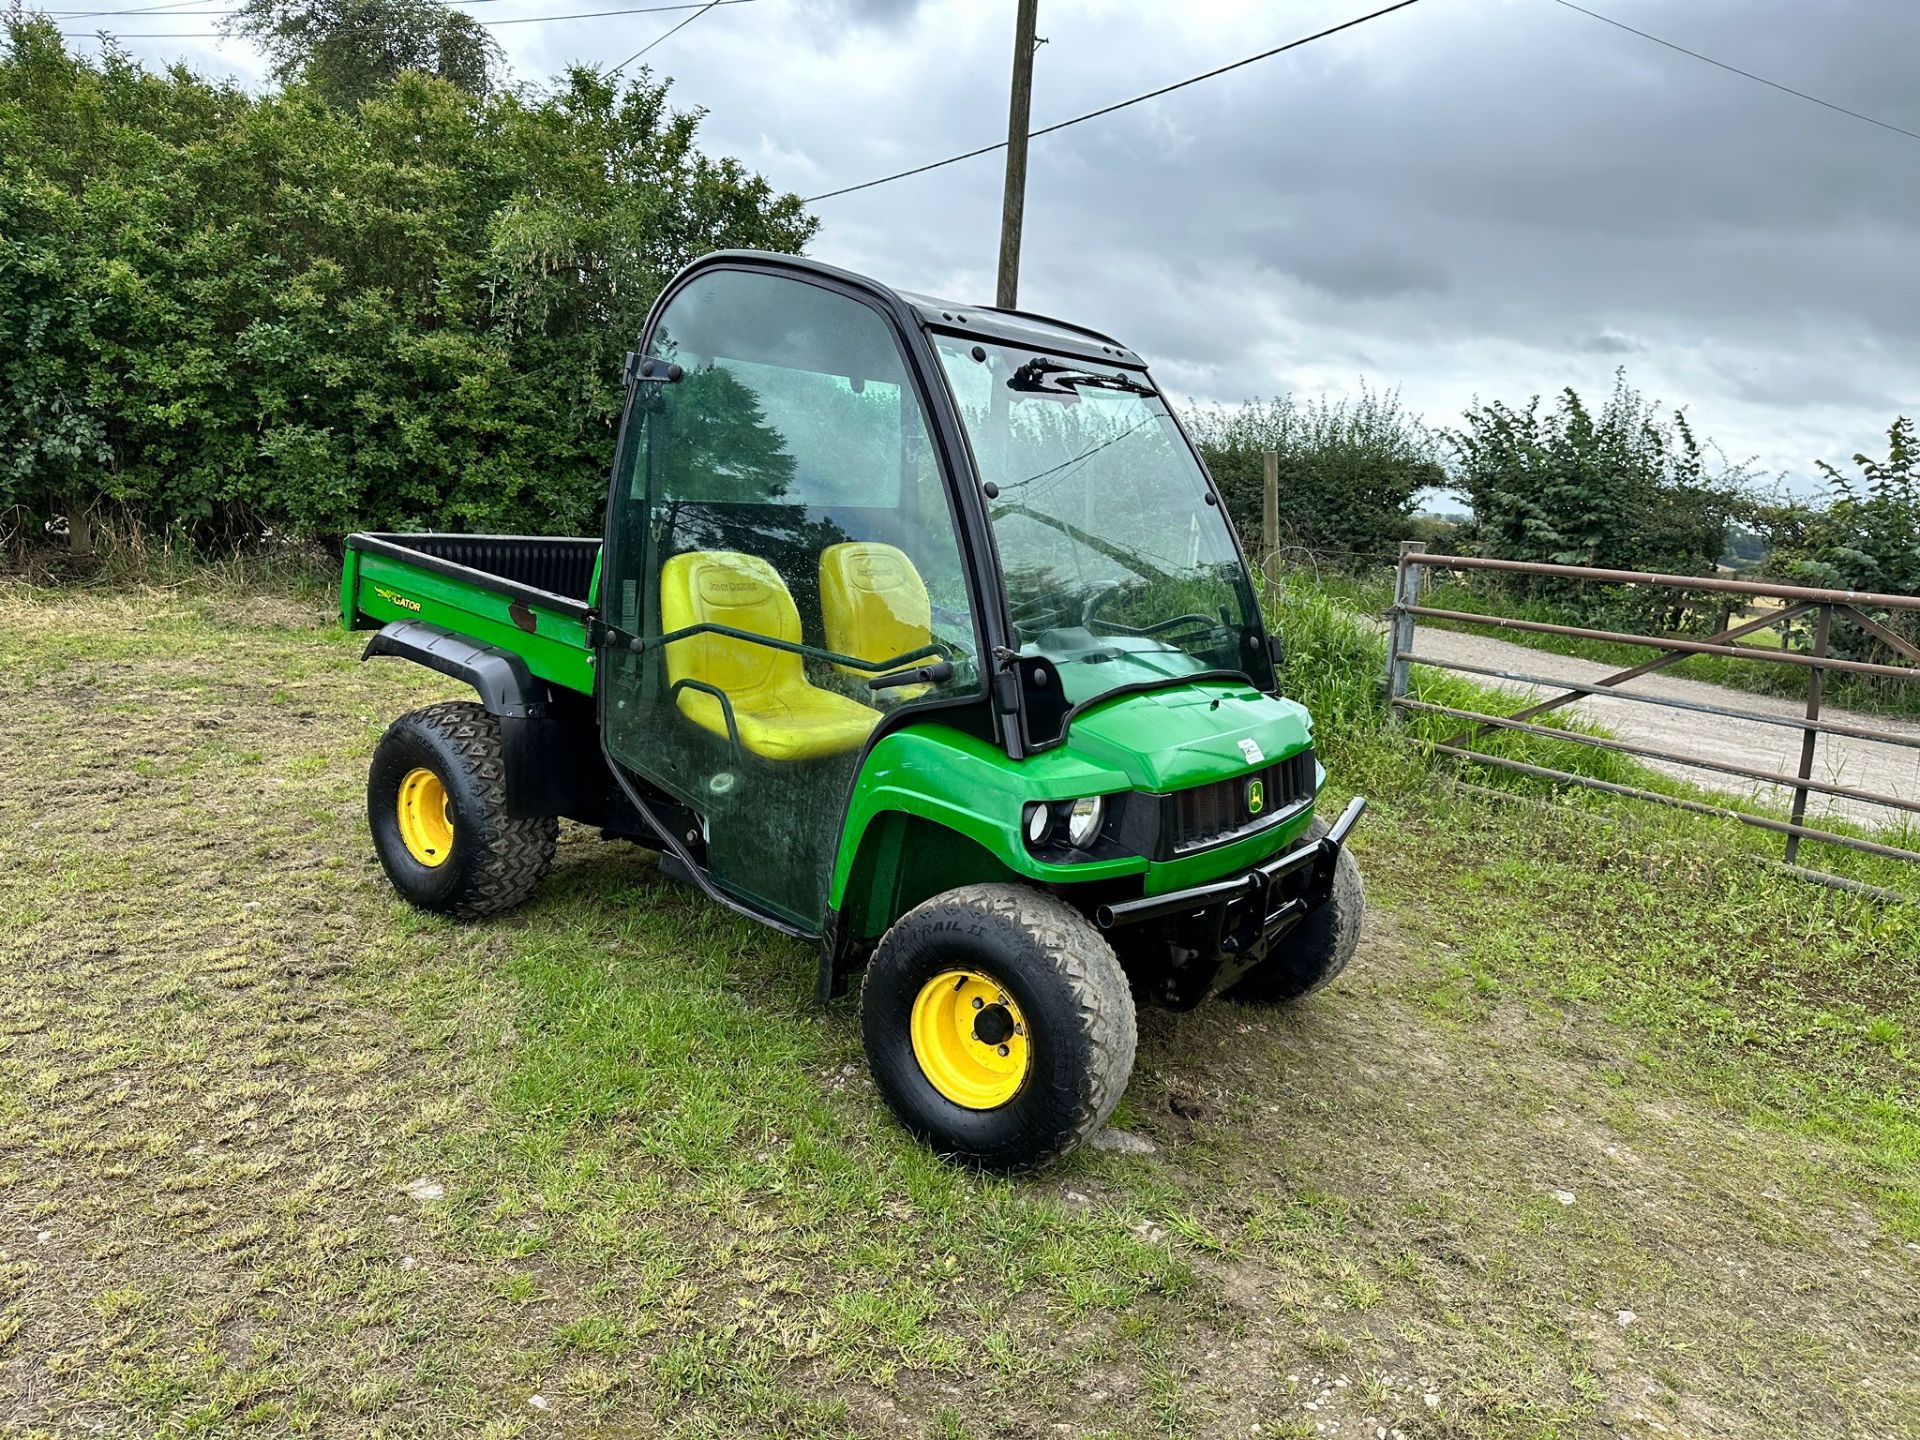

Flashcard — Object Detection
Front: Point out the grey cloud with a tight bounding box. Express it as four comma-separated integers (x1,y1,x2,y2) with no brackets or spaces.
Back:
530,0,1920,478
794,0,933,32
1580,332,1642,356
79,0,1920,487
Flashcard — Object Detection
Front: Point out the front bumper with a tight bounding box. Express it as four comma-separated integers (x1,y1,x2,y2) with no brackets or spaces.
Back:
1092,796,1367,1007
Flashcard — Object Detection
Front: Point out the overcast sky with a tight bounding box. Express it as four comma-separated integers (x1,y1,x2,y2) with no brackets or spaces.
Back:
56,0,1920,488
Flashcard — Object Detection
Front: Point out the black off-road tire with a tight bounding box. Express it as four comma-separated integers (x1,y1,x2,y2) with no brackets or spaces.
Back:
1223,818,1364,1005
860,883,1137,1173
368,701,557,920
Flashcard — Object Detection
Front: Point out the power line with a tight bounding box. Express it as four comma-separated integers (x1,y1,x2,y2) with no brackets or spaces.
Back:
499,0,742,26
607,0,719,75
1548,0,1920,146
802,0,1426,204
50,0,587,15
50,0,212,17
57,0,753,38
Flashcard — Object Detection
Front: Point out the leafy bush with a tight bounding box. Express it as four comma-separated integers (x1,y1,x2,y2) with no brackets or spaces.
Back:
1184,386,1445,564
1446,371,1752,631
1758,417,1920,678
0,17,814,550
1450,373,1744,575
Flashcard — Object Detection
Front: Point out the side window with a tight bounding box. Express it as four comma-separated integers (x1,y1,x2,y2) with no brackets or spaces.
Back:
638,270,980,693
599,269,982,930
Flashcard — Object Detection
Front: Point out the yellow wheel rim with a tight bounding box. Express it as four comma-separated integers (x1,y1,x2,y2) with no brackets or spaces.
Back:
909,969,1031,1110
396,767,454,868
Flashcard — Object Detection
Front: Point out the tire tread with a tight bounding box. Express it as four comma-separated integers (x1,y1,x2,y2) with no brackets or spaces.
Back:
374,701,557,919
862,882,1137,1172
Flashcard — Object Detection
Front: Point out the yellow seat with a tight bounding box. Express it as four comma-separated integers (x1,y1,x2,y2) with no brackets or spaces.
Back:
819,542,935,697
660,551,881,762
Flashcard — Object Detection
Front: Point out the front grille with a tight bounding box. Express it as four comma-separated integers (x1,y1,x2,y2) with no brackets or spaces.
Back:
1169,746,1316,851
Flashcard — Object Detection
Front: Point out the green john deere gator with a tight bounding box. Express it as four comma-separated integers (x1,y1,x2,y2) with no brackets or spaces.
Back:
343,250,1366,1171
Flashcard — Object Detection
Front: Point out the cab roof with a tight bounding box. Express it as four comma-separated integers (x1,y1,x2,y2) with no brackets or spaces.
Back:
895,290,1144,370
690,250,1146,371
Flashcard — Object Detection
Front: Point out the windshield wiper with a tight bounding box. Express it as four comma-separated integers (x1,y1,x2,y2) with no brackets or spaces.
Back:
1009,358,1155,398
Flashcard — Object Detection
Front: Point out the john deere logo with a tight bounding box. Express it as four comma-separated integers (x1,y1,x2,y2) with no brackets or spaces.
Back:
1246,778,1265,815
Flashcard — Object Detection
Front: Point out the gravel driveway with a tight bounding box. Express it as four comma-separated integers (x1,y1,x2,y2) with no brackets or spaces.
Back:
1408,627,1920,830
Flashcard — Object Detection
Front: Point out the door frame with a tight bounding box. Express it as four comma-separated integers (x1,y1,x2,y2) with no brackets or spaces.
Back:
591,253,1013,938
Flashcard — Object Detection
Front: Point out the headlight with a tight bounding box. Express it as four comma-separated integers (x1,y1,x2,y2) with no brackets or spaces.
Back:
1024,802,1053,846
1065,795,1105,848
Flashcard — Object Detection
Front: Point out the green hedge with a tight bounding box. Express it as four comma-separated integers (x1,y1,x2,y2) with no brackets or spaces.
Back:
0,18,814,548
1183,388,1445,563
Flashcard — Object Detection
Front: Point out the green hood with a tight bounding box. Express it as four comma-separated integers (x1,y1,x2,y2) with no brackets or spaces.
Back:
1061,679,1315,792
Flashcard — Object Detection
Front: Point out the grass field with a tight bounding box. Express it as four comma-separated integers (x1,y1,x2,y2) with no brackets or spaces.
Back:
3,574,1918,1439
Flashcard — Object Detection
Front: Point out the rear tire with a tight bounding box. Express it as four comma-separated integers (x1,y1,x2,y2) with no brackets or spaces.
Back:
1223,818,1364,1004
860,883,1137,1172
368,701,557,920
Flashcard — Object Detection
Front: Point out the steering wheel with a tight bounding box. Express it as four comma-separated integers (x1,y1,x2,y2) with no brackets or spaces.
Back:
1011,580,1120,635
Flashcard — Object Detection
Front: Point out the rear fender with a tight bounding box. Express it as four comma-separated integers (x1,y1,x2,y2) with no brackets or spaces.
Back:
362,620,550,719
362,620,597,818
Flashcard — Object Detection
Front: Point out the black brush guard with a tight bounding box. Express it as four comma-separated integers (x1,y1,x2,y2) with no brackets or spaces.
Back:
1093,796,1367,1008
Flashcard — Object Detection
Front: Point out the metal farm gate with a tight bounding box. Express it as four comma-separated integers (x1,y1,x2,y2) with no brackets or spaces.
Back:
1383,546,1920,895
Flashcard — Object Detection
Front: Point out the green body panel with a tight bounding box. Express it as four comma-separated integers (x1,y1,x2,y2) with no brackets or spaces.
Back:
344,550,597,696
344,542,1321,934
1066,677,1315,799
831,679,1321,927
339,546,362,631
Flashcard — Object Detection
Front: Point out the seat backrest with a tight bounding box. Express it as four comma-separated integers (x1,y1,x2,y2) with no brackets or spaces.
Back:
818,542,933,678
660,550,806,703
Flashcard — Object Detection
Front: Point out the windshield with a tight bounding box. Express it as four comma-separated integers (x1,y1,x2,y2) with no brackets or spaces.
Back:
936,336,1268,720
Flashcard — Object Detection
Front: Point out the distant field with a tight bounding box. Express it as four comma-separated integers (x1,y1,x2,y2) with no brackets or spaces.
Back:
2,577,1917,1439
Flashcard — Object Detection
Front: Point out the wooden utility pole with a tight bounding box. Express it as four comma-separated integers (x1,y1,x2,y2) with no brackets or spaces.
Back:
1262,450,1281,562
996,0,1040,310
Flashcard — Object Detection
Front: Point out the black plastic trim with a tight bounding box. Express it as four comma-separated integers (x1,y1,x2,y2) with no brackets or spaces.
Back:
361,621,550,719
1096,796,1367,930
1165,793,1314,859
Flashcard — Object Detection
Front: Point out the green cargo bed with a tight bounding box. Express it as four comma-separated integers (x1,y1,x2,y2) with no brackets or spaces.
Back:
342,533,600,696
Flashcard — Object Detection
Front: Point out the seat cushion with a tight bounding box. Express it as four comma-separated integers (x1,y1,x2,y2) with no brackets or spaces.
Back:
661,549,879,761
819,541,934,678
680,686,881,763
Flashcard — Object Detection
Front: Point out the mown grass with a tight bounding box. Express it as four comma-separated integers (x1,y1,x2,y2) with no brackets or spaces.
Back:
2,571,1918,1439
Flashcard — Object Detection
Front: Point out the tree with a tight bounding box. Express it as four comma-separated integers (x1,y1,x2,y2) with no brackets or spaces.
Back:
0,17,816,548
1183,386,1444,562
1449,371,1747,589
223,0,502,108
1761,417,1920,666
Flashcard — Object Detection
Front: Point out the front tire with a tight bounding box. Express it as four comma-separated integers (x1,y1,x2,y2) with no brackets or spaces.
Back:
860,884,1137,1172
1223,818,1364,1004
368,701,557,920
